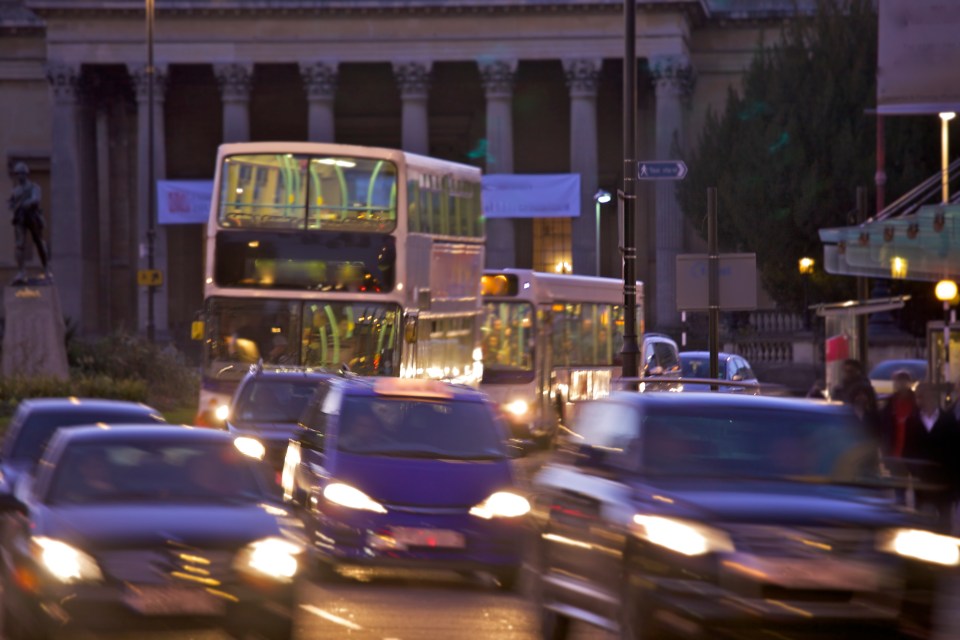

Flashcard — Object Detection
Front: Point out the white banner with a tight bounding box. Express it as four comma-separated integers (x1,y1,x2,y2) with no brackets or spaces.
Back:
878,0,960,114
482,174,581,219
157,180,213,225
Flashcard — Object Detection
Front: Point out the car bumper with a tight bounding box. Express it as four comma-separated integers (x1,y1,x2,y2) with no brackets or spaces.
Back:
309,506,526,571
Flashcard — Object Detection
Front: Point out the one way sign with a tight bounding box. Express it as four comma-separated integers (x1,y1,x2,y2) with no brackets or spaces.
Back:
637,160,688,180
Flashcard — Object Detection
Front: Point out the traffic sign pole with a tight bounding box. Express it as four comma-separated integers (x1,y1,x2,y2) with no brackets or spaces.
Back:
620,0,640,381
708,187,719,391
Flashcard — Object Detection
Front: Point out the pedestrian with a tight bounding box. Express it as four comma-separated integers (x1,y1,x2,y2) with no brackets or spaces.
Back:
906,382,960,532
878,369,919,458
851,385,882,443
831,359,877,407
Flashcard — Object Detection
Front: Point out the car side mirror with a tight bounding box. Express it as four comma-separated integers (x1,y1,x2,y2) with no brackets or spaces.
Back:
296,428,324,452
731,374,744,382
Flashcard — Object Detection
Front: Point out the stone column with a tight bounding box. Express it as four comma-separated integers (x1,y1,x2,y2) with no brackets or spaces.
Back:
650,55,693,330
479,59,518,268
564,58,602,276
128,63,170,336
45,62,86,327
214,63,253,143
300,62,338,143
393,62,432,156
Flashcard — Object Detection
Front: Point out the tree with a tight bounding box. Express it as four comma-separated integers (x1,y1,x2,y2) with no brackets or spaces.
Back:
678,0,940,317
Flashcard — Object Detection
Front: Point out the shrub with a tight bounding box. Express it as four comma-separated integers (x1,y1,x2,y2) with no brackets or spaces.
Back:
0,374,149,417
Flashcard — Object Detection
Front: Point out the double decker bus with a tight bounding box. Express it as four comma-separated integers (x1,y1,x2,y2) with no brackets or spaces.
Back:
480,269,678,442
197,142,485,421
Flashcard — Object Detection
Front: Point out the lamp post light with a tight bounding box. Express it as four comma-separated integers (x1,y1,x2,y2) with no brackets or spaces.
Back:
940,112,955,204
594,190,612,276
798,257,814,329
935,279,958,386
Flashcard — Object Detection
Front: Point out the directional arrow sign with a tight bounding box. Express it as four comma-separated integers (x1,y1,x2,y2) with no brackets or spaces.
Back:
637,160,688,180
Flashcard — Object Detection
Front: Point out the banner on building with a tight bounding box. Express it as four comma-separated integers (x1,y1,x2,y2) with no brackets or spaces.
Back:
878,0,960,114
157,180,213,225
481,174,581,219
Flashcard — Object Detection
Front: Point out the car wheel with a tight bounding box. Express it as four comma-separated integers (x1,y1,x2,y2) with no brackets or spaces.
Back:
539,606,571,640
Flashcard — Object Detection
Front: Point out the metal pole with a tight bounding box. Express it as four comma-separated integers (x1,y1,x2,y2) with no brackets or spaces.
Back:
944,302,951,386
875,115,886,213
942,115,951,204
595,200,601,276
145,0,157,342
708,187,719,391
855,187,869,367
620,0,640,379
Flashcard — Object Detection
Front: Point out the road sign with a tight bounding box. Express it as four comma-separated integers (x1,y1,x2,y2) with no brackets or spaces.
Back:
637,160,687,180
675,253,757,311
137,269,163,287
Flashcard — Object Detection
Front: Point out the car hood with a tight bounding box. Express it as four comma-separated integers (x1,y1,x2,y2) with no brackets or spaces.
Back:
330,452,515,508
37,504,287,550
640,480,916,528
229,422,297,442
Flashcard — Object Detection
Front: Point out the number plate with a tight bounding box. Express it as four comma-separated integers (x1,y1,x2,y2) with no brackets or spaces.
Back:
390,527,465,549
728,556,881,590
123,585,225,616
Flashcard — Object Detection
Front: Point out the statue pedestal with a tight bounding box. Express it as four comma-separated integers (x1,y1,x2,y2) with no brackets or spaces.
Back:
2,284,69,379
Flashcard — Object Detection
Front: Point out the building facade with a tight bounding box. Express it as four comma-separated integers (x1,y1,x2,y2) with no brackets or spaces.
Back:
0,0,802,346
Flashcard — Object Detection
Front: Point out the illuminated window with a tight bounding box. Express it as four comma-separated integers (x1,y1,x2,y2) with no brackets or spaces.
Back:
533,217,572,274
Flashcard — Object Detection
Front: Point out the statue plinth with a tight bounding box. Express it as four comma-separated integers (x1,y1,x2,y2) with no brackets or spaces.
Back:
2,283,69,380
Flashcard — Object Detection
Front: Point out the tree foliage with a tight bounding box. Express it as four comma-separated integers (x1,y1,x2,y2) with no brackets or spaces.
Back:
678,0,940,315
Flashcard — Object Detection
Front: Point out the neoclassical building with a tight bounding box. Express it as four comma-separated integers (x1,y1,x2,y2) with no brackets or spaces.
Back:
0,0,802,345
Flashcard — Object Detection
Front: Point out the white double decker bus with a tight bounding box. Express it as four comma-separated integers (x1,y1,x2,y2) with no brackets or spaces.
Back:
197,142,485,422
480,269,679,442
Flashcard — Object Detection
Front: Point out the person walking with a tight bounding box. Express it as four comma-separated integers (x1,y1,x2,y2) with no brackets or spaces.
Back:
905,382,960,532
879,370,919,458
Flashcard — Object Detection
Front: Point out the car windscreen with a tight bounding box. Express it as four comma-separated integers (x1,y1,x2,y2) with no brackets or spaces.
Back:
680,356,727,379
11,410,165,464
336,397,506,460
46,441,264,506
234,379,319,425
641,406,876,480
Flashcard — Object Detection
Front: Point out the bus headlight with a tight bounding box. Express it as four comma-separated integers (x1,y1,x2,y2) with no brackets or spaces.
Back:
878,529,960,566
504,400,530,418
469,491,531,519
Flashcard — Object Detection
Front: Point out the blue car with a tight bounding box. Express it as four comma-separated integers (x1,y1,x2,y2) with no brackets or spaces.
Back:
281,377,529,589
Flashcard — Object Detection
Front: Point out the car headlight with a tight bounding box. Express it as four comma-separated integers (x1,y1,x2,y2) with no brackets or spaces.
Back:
504,400,530,418
878,528,960,566
323,482,387,514
234,436,266,460
214,404,230,422
32,537,103,583
632,515,734,556
469,491,531,519
237,537,303,581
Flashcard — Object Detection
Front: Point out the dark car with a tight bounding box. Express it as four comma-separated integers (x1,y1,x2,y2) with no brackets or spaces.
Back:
679,351,759,392
224,367,330,478
282,377,529,588
532,393,952,639
0,398,166,491
0,426,303,640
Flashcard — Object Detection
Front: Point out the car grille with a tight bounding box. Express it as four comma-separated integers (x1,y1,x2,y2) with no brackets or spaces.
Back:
728,526,873,558
96,547,236,585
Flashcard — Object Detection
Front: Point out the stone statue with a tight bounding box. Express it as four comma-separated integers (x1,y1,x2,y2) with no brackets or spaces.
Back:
8,162,51,284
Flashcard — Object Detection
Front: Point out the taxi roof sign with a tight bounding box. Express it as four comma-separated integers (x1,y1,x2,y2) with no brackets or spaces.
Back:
372,378,454,399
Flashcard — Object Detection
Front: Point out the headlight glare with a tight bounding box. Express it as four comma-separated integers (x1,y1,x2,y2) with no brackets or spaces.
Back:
469,491,531,519
214,404,230,422
33,537,102,583
323,482,387,513
879,528,960,566
632,515,734,556
504,400,530,418
234,436,266,460
246,537,302,579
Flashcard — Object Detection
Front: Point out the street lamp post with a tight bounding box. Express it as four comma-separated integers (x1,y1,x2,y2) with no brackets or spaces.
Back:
940,112,955,204
145,0,157,342
594,190,611,276
620,0,640,379
935,279,957,386
798,257,814,329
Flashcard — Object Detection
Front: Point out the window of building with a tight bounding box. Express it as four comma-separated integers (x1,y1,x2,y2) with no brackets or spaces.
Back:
533,217,572,274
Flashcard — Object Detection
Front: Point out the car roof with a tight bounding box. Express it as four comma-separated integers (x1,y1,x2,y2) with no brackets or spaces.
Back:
243,369,332,383
609,391,842,413
331,376,487,402
53,425,232,446
680,351,738,360
19,398,159,413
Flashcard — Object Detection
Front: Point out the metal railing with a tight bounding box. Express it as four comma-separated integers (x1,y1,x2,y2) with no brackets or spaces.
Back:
875,157,960,222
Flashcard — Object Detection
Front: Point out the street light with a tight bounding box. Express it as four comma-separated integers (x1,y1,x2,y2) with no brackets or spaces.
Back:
935,279,957,385
798,257,814,328
940,112,955,204
594,190,612,276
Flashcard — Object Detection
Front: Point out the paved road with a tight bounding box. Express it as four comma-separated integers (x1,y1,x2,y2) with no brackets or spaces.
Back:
57,565,960,640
